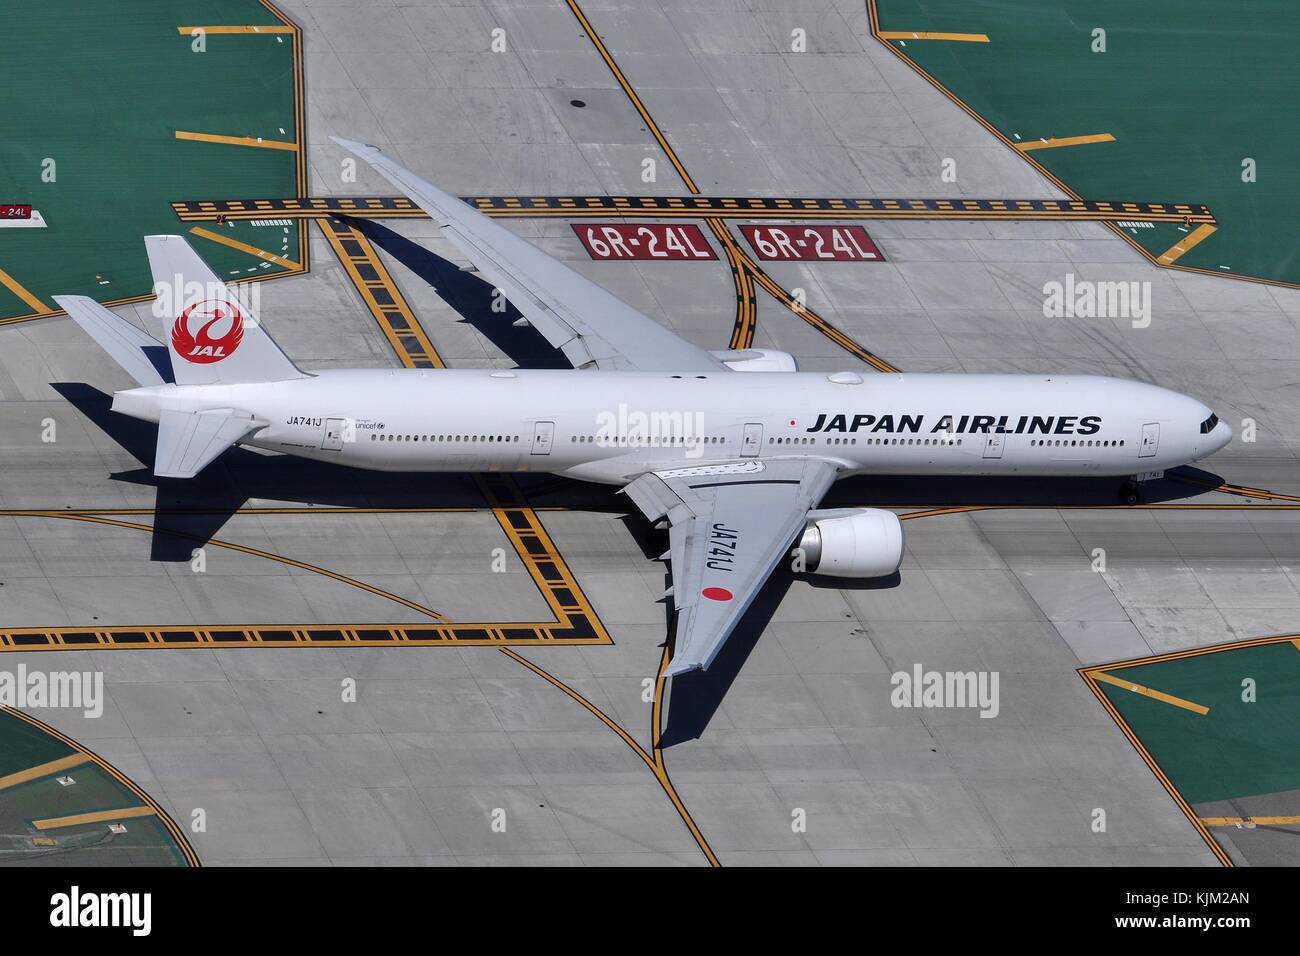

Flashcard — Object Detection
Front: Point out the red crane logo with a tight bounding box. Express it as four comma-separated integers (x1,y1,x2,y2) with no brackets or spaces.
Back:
171,299,245,364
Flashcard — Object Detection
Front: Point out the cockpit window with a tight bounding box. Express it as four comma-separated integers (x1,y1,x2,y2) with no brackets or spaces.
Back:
1199,413,1219,434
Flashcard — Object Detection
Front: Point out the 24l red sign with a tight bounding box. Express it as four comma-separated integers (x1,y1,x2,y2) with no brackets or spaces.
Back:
0,205,32,219
573,224,716,260
740,225,883,261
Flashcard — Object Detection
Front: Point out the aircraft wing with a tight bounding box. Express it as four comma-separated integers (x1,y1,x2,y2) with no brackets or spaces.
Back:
333,137,726,374
623,458,838,677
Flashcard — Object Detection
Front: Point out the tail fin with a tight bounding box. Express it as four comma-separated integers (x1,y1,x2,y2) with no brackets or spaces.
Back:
144,235,305,386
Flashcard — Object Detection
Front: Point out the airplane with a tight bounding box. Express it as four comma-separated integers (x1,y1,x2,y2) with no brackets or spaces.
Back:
53,136,1233,678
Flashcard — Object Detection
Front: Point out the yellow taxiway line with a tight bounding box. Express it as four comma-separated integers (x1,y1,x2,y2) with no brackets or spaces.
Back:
502,645,720,867
0,266,53,315
175,130,298,152
33,805,157,831
177,25,295,34
188,226,302,270
879,31,989,42
1016,133,1116,152
1092,670,1209,715
1157,223,1218,265
0,753,90,791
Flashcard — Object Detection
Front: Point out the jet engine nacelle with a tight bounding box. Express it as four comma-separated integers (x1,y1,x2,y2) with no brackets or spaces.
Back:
709,348,798,372
795,508,904,578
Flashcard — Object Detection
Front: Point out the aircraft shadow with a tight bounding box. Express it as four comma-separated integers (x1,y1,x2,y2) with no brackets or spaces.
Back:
52,383,485,561
343,216,571,369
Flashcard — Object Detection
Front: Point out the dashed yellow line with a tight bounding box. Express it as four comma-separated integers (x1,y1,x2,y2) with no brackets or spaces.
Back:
0,753,89,791
177,25,295,34
33,804,157,831
188,225,302,270
175,130,298,152
1016,133,1116,152
1092,670,1209,715
0,266,53,315
879,31,989,42
1157,223,1218,265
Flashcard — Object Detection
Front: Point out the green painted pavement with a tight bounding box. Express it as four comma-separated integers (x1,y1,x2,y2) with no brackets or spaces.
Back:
0,0,300,321
0,712,188,865
876,0,1300,285
1097,642,1300,804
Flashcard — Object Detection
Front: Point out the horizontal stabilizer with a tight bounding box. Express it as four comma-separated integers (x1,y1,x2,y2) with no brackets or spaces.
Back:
54,295,169,386
155,407,264,479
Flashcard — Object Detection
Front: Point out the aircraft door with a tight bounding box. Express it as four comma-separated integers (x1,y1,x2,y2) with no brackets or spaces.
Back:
741,422,763,457
531,421,554,456
1139,422,1159,458
321,418,347,451
982,435,1005,459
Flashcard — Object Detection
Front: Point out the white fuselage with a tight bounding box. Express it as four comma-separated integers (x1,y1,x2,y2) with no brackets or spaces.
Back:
111,369,1231,485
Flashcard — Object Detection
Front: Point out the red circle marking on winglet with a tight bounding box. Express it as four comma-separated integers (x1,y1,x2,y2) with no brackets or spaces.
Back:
701,587,733,602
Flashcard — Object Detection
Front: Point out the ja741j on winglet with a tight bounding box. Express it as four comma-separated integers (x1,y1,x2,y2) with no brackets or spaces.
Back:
55,137,1232,678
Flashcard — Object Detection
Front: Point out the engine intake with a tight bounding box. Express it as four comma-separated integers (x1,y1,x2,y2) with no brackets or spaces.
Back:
795,508,904,578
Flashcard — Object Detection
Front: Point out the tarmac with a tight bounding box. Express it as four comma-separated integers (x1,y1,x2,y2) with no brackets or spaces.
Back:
2,0,1299,865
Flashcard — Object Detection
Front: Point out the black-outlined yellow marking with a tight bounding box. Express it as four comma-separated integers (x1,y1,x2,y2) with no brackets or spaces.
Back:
170,194,1215,224
1015,133,1116,152
174,130,298,152
189,225,302,270
317,216,444,368
0,753,90,791
1202,815,1300,827
1091,670,1209,715
1157,224,1218,265
4,707,199,865
879,30,989,42
33,805,157,831
0,265,54,315
176,25,295,35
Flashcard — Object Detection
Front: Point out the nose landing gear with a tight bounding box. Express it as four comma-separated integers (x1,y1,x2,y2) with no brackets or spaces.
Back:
1119,471,1163,506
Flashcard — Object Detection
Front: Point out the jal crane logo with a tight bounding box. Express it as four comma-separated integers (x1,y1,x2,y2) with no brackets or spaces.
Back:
171,299,244,363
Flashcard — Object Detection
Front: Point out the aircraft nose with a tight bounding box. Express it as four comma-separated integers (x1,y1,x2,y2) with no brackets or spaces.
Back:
1211,418,1232,452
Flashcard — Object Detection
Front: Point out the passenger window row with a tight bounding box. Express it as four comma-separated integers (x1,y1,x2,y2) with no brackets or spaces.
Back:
569,435,723,444
371,434,520,443
1030,439,1124,448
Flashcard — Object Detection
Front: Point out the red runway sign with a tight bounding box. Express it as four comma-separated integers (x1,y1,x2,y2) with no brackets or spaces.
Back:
740,224,883,261
0,205,32,220
573,223,716,260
